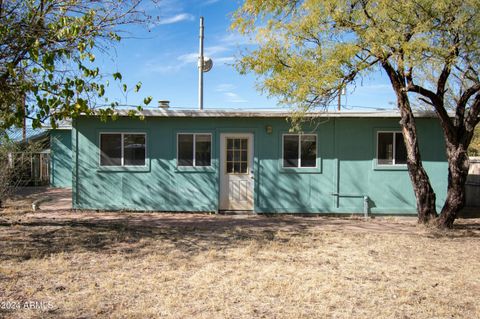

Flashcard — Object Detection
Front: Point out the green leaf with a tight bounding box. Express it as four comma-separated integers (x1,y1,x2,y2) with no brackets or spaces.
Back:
113,72,122,81
98,84,105,97
78,42,86,53
143,96,152,105
134,81,142,92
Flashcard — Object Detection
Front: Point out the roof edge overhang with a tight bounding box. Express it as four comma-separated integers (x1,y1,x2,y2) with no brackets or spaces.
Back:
79,109,442,119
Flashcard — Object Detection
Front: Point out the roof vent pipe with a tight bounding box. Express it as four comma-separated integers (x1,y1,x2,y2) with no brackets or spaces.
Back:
158,100,170,109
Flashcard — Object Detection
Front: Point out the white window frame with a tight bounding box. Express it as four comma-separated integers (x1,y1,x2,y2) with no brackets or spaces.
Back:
99,132,147,167
282,133,318,168
177,133,212,167
376,131,406,166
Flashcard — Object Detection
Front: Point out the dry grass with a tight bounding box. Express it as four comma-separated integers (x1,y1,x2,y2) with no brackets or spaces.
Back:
0,207,479,318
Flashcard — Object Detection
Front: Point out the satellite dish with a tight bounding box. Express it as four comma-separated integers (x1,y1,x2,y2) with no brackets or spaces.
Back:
202,57,213,72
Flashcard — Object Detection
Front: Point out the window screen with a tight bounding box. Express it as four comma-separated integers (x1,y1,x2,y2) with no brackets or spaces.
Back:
100,133,146,167
177,134,211,167
195,134,211,166
100,134,122,166
301,135,317,167
178,134,194,166
283,134,317,168
377,132,394,165
377,132,407,165
124,134,146,166
283,135,299,168
395,133,407,164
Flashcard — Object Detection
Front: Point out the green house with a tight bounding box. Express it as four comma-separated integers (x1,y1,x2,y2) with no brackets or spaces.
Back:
50,109,448,215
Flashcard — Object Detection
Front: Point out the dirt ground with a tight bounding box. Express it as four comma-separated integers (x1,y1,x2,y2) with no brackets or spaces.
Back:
0,193,479,318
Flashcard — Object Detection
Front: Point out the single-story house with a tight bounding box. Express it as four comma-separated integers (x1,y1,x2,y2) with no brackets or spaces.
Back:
49,109,448,215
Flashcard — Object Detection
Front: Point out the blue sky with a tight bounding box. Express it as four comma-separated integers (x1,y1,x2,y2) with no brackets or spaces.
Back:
97,0,397,111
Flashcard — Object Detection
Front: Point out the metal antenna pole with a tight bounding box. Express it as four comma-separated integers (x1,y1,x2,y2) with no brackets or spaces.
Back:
198,17,204,110
337,92,341,112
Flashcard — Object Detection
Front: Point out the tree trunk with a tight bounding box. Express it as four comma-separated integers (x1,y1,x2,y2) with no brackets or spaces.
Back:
396,91,438,223
382,62,438,223
436,143,470,228
400,111,438,223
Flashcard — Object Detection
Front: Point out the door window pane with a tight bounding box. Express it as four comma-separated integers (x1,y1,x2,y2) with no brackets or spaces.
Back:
195,134,211,166
124,134,146,166
301,135,317,167
240,163,247,173
178,134,194,166
283,135,299,168
226,138,248,174
100,134,122,166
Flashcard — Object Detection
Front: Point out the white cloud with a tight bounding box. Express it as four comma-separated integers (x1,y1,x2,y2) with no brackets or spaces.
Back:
204,45,230,56
215,83,235,92
157,13,194,25
202,0,221,5
141,28,249,75
224,92,247,103
177,52,198,64
214,84,247,103
214,56,235,64
220,32,256,46
141,63,181,74
177,46,230,65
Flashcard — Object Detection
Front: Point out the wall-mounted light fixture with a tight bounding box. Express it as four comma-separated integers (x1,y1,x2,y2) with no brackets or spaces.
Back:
265,125,273,134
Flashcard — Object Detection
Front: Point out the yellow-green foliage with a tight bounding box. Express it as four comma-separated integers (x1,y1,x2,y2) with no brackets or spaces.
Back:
232,0,480,111
0,0,152,130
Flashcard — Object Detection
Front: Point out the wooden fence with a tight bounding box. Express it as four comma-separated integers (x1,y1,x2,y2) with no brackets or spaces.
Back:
466,157,480,207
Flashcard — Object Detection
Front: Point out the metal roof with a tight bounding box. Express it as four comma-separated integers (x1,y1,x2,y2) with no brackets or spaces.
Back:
47,119,72,130
103,109,439,118
5,127,48,142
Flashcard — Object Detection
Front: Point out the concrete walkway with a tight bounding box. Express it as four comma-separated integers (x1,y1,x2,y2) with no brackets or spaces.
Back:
39,188,72,210
13,187,72,211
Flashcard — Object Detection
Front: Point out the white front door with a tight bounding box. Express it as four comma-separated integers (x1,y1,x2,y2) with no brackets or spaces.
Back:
219,133,254,210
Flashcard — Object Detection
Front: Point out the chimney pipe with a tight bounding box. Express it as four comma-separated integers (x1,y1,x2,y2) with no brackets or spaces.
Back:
158,100,170,109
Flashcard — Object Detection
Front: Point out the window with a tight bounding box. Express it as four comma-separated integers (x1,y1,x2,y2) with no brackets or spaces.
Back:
177,133,211,167
100,133,146,167
283,134,317,168
226,138,248,174
377,132,407,165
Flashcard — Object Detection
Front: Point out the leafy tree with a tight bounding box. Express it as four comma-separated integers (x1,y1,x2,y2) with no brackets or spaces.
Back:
233,0,480,228
0,0,153,130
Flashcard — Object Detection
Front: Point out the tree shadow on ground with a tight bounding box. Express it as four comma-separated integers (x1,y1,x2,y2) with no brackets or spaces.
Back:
0,213,311,261
0,211,479,262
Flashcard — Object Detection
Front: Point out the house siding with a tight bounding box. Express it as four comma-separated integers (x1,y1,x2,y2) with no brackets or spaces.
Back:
72,115,447,214
50,129,72,188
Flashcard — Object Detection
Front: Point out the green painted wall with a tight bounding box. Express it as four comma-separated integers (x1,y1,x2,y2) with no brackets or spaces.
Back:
50,129,72,188
72,116,448,214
